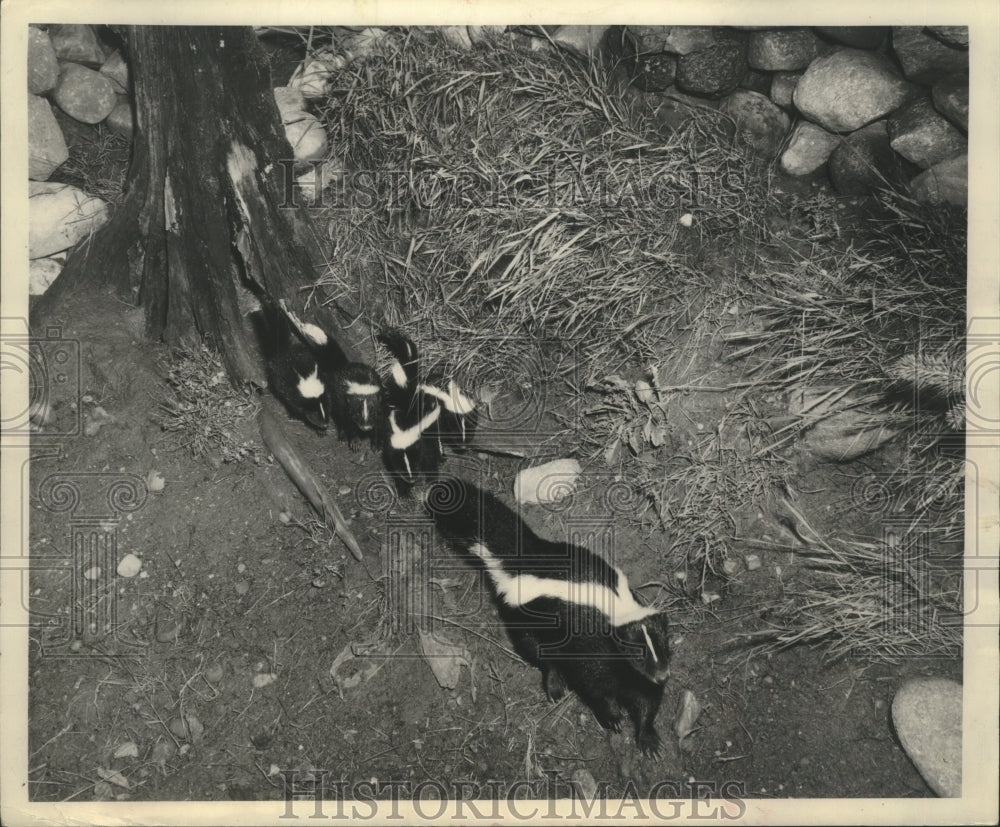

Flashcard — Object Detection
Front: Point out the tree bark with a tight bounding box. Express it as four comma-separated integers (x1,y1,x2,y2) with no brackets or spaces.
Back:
32,26,363,557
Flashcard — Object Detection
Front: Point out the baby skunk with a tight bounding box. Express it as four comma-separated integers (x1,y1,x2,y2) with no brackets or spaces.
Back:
258,300,382,444
257,300,332,431
424,477,671,758
378,329,444,490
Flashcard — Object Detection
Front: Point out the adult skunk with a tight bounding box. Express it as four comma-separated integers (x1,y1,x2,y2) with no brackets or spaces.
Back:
424,477,671,758
378,329,444,490
258,301,381,444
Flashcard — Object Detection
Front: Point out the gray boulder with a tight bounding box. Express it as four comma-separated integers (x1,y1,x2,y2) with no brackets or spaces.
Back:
888,97,967,169
892,677,962,798
720,90,790,159
105,97,133,137
631,53,677,93
813,26,888,50
99,50,129,95
48,24,105,66
30,257,64,296
909,154,967,206
780,121,839,176
52,62,117,124
931,75,969,133
748,28,822,71
926,26,969,49
794,48,913,133
676,34,748,98
28,26,60,94
28,94,68,181
628,25,716,56
770,71,801,108
828,120,907,196
29,181,110,259
892,27,968,85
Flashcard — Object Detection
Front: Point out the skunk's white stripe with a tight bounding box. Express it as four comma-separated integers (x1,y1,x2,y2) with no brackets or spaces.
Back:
280,301,329,346
420,382,476,415
390,361,409,389
345,381,380,396
297,365,325,399
641,623,657,663
389,406,441,450
467,542,658,626
299,322,328,346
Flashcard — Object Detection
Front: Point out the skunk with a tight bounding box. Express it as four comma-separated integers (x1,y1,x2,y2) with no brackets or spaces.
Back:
424,477,671,758
378,329,444,490
418,377,477,450
257,300,382,444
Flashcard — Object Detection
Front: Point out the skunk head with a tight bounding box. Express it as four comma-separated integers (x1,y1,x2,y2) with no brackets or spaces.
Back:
616,612,670,685
337,364,382,434
291,360,329,430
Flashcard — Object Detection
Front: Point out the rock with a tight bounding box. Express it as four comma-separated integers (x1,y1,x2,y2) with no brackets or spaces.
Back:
631,53,677,93
48,24,105,65
29,182,109,258
52,62,117,124
27,94,68,180
800,402,899,460
99,50,129,94
770,71,801,108
745,553,762,570
440,26,473,50
813,26,888,50
720,90,790,159
146,470,165,492
909,154,967,206
113,741,139,759
926,26,969,49
931,75,969,133
205,663,224,683
288,58,335,99
793,48,913,133
828,121,906,195
552,25,610,57
296,158,344,204
628,25,716,56
467,26,506,46
284,114,328,164
514,459,581,505
116,553,142,578
570,768,597,800
105,97,133,137
29,257,63,295
273,86,307,124
28,26,60,94
738,69,771,95
781,120,840,175
888,97,967,169
892,677,962,797
675,690,703,740
676,35,748,98
748,28,822,71
891,27,968,85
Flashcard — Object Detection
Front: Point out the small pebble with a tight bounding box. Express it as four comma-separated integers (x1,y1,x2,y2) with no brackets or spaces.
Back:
252,672,277,688
204,663,224,683
83,566,102,581
278,511,291,524
235,580,250,596
116,553,142,578
745,554,762,571
237,563,246,574
722,558,738,575
146,470,165,492
113,741,139,759
679,213,694,227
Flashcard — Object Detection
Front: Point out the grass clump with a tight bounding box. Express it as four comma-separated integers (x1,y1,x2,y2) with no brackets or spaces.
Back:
313,29,772,388
157,344,267,465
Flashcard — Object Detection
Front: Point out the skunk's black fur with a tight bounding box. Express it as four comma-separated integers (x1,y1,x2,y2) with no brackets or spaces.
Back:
378,329,444,491
424,477,670,757
256,301,382,444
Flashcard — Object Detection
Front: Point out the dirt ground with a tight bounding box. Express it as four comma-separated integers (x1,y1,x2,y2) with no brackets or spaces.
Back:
24,282,959,805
